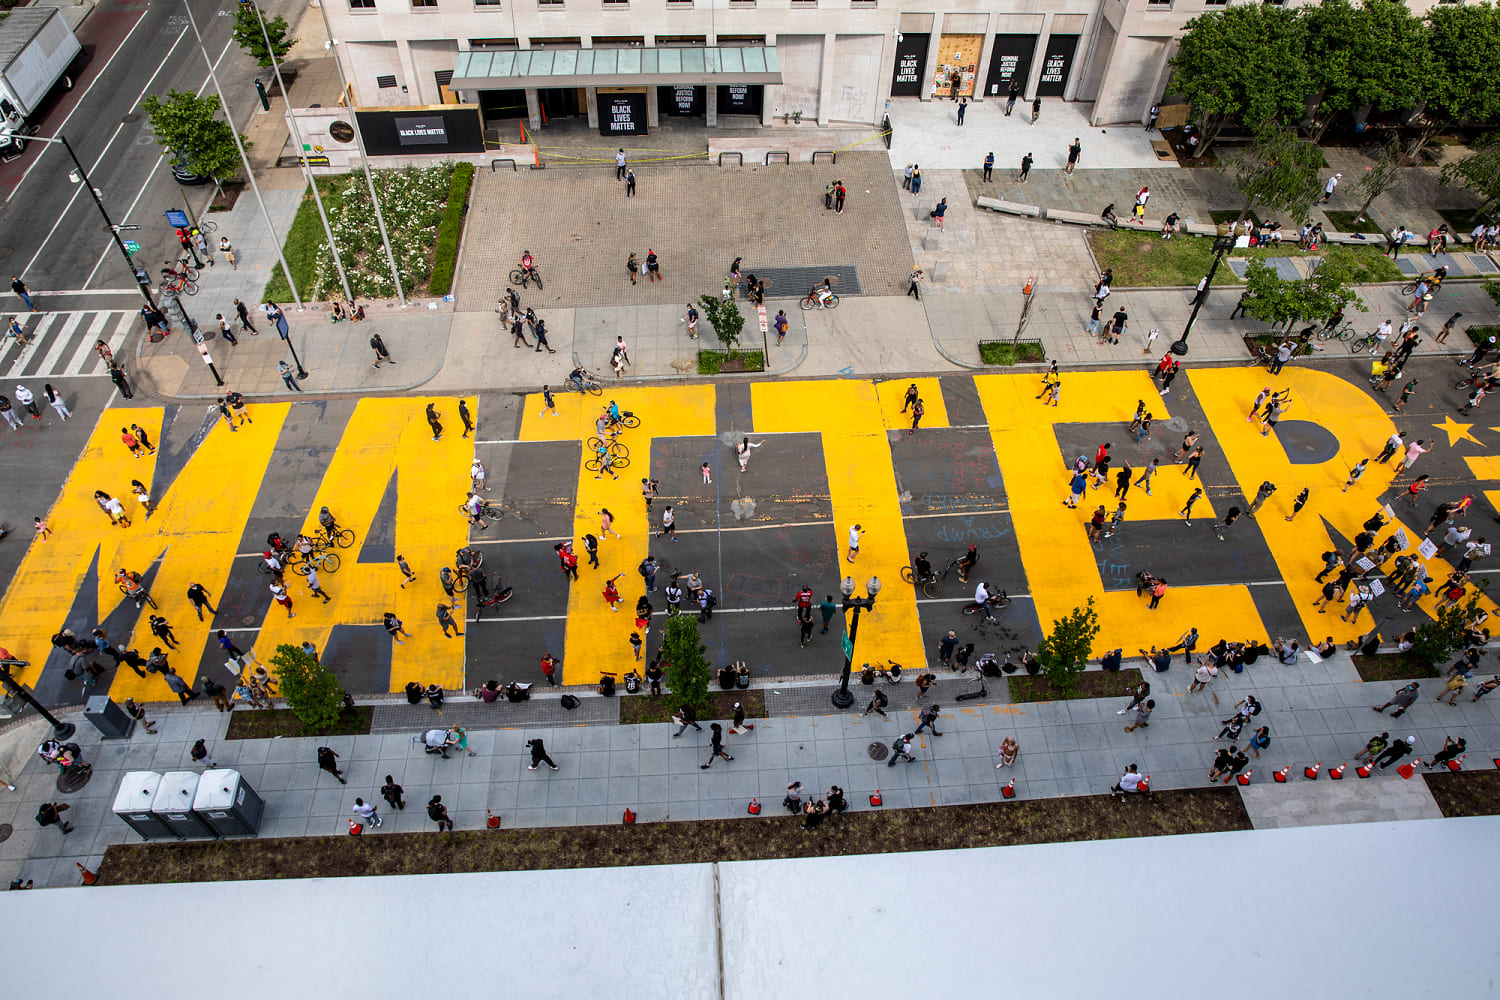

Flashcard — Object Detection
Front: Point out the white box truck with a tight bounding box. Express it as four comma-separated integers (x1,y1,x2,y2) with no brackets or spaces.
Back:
0,7,84,156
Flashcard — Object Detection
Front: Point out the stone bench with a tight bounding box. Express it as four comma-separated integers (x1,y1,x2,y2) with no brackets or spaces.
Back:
1326,232,1380,246
977,196,1041,218
1043,208,1110,227
1183,221,1218,237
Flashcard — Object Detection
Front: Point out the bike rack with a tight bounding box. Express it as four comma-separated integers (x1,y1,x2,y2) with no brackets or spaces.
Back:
490,158,517,172
765,151,790,165
717,152,742,166
811,150,836,165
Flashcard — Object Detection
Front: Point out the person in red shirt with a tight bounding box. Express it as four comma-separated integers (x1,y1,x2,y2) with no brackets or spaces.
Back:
555,542,578,581
603,574,623,611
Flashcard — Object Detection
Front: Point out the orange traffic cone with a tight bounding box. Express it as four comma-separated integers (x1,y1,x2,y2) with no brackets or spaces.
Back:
1236,770,1253,786
348,819,363,836
1138,775,1151,792
1446,755,1466,772
1357,763,1373,778
1304,762,1322,780
1273,766,1289,783
748,797,761,815
1329,764,1346,780
622,808,636,824
76,863,98,886
1002,778,1015,798
486,809,501,829
869,790,883,807
1397,759,1419,778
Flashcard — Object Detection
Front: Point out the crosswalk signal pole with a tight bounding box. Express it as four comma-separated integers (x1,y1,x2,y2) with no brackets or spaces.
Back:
54,133,158,311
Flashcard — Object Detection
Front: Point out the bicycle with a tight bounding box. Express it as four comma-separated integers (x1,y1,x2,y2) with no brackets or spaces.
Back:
321,527,356,549
1244,345,1275,368
899,563,943,598
193,218,218,235
585,454,630,472
293,546,341,576
565,374,603,396
961,590,1010,618
1349,333,1383,355
117,581,158,610
1455,366,1499,390
508,265,544,290
799,288,839,311
1400,275,1444,296
587,436,630,460
458,499,504,522
939,554,976,587
473,582,515,617
453,549,485,592
160,272,198,296
1317,322,1356,342
607,411,641,430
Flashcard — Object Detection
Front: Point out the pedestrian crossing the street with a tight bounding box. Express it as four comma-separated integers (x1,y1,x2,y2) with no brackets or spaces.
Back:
0,309,135,379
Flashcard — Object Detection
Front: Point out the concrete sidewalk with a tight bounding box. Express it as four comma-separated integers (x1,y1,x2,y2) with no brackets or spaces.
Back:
3,647,1493,889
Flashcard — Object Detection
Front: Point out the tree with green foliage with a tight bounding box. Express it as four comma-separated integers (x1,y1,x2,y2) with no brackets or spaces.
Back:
1244,246,1368,332
1221,121,1325,226
1485,278,1500,308
1411,587,1487,668
1352,139,1404,224
1036,596,1098,698
1418,3,1500,162
661,614,712,712
233,3,295,68
1241,259,1300,331
1168,5,1312,158
140,90,246,182
1441,132,1500,213
269,643,345,733
698,293,745,358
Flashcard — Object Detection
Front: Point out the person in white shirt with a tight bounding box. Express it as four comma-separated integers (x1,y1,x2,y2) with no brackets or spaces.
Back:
847,523,862,563
1112,764,1146,798
470,459,488,493
352,798,382,828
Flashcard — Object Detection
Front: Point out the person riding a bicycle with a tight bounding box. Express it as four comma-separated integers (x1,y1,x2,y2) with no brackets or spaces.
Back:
318,506,339,539
973,581,1000,622
957,544,979,583
520,250,535,278
607,399,622,425
115,568,145,597
913,551,934,583
569,366,591,392
811,277,835,308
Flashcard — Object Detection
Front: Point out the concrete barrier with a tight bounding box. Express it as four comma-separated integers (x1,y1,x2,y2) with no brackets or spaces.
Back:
976,196,1041,218
1184,222,1218,237
1044,208,1109,228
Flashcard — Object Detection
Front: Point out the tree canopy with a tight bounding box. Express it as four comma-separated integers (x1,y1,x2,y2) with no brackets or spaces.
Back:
233,3,295,69
1222,121,1326,224
140,89,246,182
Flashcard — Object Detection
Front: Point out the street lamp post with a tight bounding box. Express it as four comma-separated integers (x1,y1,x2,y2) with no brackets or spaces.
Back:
268,304,308,379
830,574,881,709
1171,235,1238,356
0,658,76,740
50,134,158,312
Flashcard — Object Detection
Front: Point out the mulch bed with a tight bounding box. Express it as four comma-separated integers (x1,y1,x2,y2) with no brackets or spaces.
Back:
96,786,1251,885
619,690,766,726
1351,654,1438,683
1423,768,1500,817
1008,669,1145,704
224,706,373,741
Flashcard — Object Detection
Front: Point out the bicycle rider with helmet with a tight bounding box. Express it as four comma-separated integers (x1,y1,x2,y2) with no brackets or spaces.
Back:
520,250,536,281
115,568,148,607
317,506,339,540
912,550,934,583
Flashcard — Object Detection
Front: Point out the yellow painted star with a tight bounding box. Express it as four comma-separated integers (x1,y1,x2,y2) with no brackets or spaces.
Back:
1432,415,1481,448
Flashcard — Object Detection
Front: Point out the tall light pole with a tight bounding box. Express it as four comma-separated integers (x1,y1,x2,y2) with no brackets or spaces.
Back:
0,658,75,740
1171,235,1237,356
182,0,303,309
830,574,881,708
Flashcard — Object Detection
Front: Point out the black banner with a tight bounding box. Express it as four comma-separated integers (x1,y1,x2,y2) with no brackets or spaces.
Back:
353,107,484,156
890,32,928,97
985,34,1035,98
600,93,648,135
1036,34,1078,98
716,84,762,116
658,85,705,117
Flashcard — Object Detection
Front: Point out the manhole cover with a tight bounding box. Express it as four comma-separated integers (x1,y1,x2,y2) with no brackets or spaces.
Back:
122,112,141,124
0,823,11,842
867,742,889,761
57,764,93,793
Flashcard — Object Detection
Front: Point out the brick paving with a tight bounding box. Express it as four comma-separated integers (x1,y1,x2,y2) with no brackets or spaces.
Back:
455,154,914,312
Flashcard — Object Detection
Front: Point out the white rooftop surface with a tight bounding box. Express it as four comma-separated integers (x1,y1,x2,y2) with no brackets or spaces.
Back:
3,816,1496,998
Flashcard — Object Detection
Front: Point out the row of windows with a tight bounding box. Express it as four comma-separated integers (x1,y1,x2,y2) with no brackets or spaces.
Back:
351,0,870,9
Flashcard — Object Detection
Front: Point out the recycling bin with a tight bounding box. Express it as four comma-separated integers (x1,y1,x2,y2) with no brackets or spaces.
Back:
84,695,134,739
192,769,265,837
113,771,169,840
151,770,214,839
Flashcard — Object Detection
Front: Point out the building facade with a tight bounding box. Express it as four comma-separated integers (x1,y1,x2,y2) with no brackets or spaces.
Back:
321,0,1451,134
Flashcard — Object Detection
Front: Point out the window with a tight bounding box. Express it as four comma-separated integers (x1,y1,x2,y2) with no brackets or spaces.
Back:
349,0,375,9
728,0,755,7
474,0,502,7
1146,0,1172,7
790,0,816,6
667,0,693,6
851,0,875,6
602,0,628,5
412,0,437,8
538,0,564,6
1204,0,1227,6
377,74,398,88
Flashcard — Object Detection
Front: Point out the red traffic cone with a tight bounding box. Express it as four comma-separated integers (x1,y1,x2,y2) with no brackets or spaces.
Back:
1002,778,1015,798
1357,763,1373,778
1446,755,1467,772
1138,775,1151,792
486,809,501,829
1236,770,1253,786
1397,759,1419,779
869,789,883,807
1304,762,1322,780
76,862,98,886
348,819,363,836
1273,766,1289,783
747,797,761,815
1493,758,1500,769
1329,764,1346,780
622,808,636,824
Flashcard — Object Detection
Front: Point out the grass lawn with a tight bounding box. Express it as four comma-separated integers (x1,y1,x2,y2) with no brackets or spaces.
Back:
619,689,766,726
978,340,1046,365
1087,230,1403,288
1007,668,1146,704
1424,769,1500,817
96,786,1252,885
697,350,765,375
1323,210,1382,235
1350,653,1438,683
225,706,373,740
264,178,344,304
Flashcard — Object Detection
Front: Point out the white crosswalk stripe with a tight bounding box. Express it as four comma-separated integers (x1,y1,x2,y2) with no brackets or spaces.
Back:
0,310,138,380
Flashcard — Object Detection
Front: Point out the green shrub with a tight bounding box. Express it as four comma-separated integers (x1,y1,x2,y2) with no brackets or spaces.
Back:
269,643,345,734
429,162,474,296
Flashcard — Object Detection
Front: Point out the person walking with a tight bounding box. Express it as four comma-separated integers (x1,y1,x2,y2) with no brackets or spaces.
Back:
353,797,382,829
190,738,216,768
1341,459,1369,493
1123,699,1155,733
1065,139,1081,175
1246,481,1276,518
381,775,406,810
458,399,475,439
1214,506,1243,541
863,687,889,717
426,795,454,831
526,737,559,770
233,298,258,335
1373,682,1420,717
304,565,331,603
425,402,442,441
846,523,862,562
700,723,734,768
186,582,216,620
1178,487,1203,525
982,151,994,182
736,437,763,472
383,612,410,645
931,198,947,231
277,360,302,392
1018,152,1033,183
625,169,636,197
436,603,462,637
1030,97,1041,124
34,802,73,835
819,594,838,634
913,703,943,737
11,276,37,312
163,671,196,705
269,581,295,618
317,746,346,784
956,97,967,125
1319,173,1341,204
1373,735,1415,770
